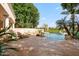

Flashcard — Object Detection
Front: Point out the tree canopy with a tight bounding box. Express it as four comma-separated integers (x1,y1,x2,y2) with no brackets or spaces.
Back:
56,3,79,39
61,3,79,14
12,3,40,28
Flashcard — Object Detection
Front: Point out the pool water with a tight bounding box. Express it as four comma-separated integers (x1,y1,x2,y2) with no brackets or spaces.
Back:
44,33,65,41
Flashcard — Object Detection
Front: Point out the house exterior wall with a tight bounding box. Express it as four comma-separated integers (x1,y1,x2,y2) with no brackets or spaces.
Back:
0,5,7,29
1,3,16,23
0,5,7,20
0,3,16,29
0,21,3,29
5,17,9,27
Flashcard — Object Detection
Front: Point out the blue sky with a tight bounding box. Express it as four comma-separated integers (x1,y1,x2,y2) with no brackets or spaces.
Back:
34,3,65,27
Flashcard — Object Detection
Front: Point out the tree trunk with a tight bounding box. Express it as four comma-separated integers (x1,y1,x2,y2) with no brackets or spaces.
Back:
71,14,75,38
63,24,71,36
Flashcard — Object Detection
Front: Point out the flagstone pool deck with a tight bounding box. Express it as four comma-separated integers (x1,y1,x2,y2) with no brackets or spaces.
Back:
8,36,79,56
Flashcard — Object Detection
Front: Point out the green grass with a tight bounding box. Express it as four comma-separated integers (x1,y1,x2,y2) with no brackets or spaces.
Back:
48,28,60,33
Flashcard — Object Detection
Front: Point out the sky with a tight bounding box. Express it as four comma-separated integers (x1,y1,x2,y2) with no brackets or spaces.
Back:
34,3,65,28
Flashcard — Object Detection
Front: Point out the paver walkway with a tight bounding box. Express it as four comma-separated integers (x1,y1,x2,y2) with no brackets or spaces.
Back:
7,36,79,56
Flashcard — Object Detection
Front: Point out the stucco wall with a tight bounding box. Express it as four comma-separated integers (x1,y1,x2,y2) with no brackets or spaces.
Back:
1,3,15,23
0,5,7,29
0,3,15,29
12,28,44,35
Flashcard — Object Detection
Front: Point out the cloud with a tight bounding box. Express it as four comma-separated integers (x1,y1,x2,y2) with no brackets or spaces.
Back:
39,17,47,22
41,17,46,20
56,7,60,10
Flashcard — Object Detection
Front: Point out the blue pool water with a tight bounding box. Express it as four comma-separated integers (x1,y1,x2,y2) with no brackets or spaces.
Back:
44,33,65,41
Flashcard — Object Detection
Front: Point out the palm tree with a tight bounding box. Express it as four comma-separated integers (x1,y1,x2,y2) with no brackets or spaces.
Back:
43,24,48,32
61,3,79,38
56,16,71,36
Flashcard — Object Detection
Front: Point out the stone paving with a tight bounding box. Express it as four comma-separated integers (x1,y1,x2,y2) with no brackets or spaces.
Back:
7,36,79,56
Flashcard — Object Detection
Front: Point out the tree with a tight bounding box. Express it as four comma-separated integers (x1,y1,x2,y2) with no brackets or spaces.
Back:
12,3,39,28
43,24,49,32
56,16,71,36
61,3,79,39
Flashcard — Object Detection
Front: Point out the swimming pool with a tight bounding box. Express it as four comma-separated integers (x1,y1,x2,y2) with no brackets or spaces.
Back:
44,33,65,41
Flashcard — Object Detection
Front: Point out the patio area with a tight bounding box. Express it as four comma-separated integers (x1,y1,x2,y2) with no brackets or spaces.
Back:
7,36,79,56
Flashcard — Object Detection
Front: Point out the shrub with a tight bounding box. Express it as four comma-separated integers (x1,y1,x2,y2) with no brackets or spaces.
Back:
75,32,79,39
0,24,18,56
